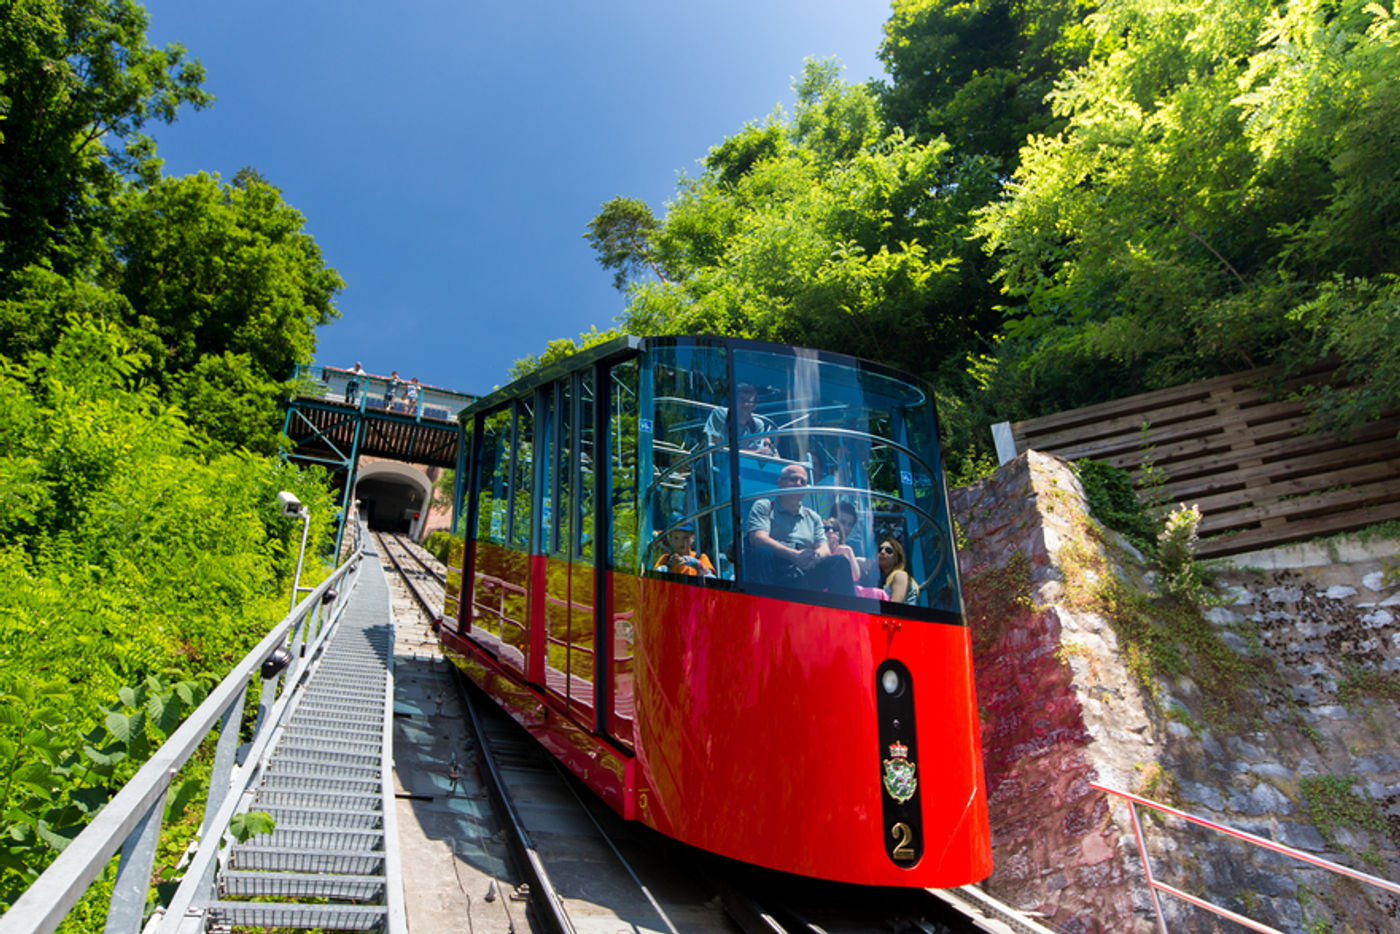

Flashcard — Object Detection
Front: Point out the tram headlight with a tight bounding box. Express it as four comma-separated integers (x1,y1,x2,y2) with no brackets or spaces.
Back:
881,668,901,695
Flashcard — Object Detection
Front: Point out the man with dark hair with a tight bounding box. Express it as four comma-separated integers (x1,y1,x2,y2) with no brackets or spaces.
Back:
705,383,775,454
745,464,854,594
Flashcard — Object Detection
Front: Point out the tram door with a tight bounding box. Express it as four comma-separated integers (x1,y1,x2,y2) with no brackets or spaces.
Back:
538,375,598,725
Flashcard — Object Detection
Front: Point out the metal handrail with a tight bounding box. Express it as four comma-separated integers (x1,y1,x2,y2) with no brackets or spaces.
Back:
1093,782,1400,934
0,540,366,934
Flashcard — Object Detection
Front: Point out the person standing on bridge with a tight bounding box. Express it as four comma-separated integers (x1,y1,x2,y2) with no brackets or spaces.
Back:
385,370,401,412
346,362,365,405
405,377,421,416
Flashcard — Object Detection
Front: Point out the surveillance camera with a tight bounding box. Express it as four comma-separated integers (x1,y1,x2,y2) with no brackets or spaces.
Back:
277,491,304,517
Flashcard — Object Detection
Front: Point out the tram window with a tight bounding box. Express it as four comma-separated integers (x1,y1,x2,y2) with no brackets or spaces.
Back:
553,380,573,556
609,359,639,571
476,407,511,544
510,401,534,550
729,347,961,616
642,343,732,582
576,370,595,560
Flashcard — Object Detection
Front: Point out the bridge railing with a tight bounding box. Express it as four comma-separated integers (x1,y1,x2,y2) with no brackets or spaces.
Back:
0,530,367,934
1094,782,1400,933
293,364,475,422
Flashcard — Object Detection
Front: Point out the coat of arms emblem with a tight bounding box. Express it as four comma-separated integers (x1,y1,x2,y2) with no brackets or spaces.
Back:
882,740,917,803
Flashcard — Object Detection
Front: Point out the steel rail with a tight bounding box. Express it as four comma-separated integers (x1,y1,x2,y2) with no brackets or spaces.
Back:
394,534,448,584
376,532,446,620
1093,781,1400,933
0,542,364,934
451,675,578,934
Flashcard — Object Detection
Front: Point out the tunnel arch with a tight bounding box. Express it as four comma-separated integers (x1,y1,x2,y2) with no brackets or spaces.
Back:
354,461,434,538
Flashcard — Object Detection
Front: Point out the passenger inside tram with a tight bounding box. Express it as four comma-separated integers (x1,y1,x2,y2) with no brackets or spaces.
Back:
877,537,918,604
642,341,960,612
651,519,716,578
703,383,776,455
743,463,855,595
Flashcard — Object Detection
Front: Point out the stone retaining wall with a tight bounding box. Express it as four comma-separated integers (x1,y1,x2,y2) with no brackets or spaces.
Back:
951,451,1400,932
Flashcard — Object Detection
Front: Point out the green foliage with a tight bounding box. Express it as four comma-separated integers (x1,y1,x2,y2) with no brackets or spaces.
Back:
0,318,334,904
0,0,213,286
1157,504,1203,599
0,673,209,910
949,445,1000,489
227,810,275,843
1073,459,1157,551
507,326,624,383
1336,666,1400,709
1058,503,1270,725
877,0,1094,164
1301,775,1392,845
584,197,668,291
974,0,1400,432
112,171,344,382
420,530,461,564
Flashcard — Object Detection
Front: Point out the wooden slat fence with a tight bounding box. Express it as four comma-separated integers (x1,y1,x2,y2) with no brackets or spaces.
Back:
999,366,1400,558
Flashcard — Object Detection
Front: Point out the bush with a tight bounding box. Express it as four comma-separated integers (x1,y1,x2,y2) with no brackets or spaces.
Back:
1073,459,1158,552
421,530,461,565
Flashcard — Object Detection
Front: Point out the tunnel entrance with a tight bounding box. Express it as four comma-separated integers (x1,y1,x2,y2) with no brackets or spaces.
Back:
352,461,434,537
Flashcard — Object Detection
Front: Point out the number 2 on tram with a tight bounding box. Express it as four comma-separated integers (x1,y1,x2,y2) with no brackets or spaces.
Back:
438,336,991,887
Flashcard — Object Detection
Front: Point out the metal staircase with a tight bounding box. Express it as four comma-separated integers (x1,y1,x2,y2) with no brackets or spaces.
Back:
202,548,405,932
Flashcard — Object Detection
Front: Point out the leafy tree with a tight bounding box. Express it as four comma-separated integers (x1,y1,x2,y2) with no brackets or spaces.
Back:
112,171,343,382
507,325,625,382
974,0,1400,430
574,59,1014,472
0,0,211,287
877,0,1094,165
584,197,668,291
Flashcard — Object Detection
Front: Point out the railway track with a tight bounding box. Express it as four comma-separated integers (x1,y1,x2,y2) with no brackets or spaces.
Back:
375,531,1049,934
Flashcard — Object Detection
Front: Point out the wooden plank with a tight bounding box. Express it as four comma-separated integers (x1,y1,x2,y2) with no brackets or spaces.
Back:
1010,367,1278,437
1163,436,1400,502
1198,476,1400,533
1009,363,1337,444
1016,387,1271,451
1199,500,1400,558
1068,413,1400,486
1039,400,1331,464
1190,458,1400,515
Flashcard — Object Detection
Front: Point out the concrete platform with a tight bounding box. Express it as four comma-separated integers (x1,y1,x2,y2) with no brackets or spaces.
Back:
387,584,523,933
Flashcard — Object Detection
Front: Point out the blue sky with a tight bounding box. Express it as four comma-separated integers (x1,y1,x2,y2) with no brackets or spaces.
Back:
140,1,895,396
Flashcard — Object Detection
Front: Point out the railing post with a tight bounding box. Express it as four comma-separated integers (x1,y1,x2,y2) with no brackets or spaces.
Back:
1126,799,1170,934
103,780,171,934
203,687,248,834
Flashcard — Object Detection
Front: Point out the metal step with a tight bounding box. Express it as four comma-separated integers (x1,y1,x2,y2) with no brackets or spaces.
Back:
206,900,386,931
228,844,384,875
259,806,383,829
273,745,382,768
253,788,381,811
262,772,380,795
220,869,386,899
238,823,384,851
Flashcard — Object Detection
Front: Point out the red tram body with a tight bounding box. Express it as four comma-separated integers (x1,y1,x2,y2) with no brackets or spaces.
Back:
438,337,991,887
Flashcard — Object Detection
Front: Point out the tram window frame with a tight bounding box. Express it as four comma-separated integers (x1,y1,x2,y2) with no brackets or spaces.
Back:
475,405,512,545
639,341,734,586
722,343,964,623
575,369,596,561
607,357,640,573
509,400,534,550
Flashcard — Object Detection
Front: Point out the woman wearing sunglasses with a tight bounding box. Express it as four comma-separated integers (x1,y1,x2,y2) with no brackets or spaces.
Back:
824,520,886,600
877,537,918,605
